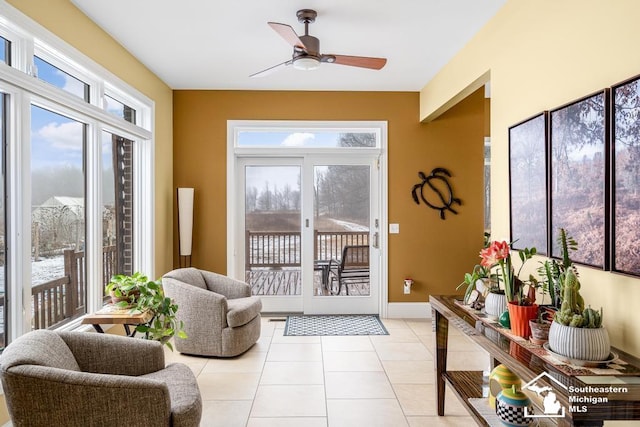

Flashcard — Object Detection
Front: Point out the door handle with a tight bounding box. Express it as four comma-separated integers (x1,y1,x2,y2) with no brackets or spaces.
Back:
372,232,379,249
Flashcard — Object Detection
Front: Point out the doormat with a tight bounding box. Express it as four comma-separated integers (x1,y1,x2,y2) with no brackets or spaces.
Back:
284,315,389,336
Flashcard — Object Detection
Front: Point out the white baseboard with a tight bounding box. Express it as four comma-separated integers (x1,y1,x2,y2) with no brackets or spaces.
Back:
385,302,431,319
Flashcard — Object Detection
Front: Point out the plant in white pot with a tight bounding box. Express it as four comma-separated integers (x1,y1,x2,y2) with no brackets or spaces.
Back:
548,268,610,361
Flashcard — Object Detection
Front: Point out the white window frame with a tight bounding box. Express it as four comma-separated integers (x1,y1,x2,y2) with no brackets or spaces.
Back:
0,2,155,341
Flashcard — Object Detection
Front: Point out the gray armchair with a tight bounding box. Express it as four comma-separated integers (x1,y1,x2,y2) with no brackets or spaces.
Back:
0,329,202,427
162,268,262,357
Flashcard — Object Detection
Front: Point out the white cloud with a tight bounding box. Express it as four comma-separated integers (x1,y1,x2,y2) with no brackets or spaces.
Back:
281,132,315,146
36,121,84,151
58,70,87,99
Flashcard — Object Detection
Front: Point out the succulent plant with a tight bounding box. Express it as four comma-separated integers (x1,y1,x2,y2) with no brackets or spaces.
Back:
554,269,602,328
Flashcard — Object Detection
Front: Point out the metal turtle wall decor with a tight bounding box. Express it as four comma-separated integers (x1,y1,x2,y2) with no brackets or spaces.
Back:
411,167,462,220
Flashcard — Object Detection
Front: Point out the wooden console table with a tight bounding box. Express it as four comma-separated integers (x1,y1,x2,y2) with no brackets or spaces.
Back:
430,295,640,427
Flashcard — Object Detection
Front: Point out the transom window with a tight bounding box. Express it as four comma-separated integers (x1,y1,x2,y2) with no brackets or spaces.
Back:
34,56,90,101
105,94,136,124
0,35,10,64
236,128,379,148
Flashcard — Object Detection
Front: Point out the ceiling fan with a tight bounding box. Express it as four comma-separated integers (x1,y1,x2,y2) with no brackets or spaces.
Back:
250,9,387,78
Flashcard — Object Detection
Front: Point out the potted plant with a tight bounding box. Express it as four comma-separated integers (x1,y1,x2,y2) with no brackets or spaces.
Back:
457,264,491,305
529,308,551,345
105,272,147,307
548,268,610,361
538,228,578,309
480,240,538,337
105,273,187,350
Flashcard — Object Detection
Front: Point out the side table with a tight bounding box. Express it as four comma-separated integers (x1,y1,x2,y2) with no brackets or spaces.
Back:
82,304,153,337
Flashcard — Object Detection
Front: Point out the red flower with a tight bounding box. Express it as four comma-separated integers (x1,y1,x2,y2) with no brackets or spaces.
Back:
479,240,510,267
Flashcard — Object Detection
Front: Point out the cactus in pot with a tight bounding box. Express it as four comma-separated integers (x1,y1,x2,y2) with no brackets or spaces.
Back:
548,269,610,361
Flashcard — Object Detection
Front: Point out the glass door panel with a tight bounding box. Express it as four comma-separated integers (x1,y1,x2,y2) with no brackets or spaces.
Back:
243,163,302,312
304,160,379,315
313,165,370,296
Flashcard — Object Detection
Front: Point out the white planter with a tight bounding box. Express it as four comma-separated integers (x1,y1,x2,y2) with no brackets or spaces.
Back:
484,291,507,320
548,321,611,361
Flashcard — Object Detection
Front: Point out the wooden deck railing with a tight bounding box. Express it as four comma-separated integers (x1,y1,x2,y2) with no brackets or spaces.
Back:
245,230,369,269
0,246,117,344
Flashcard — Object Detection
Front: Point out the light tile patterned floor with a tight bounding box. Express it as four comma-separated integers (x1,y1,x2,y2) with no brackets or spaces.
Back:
163,317,490,427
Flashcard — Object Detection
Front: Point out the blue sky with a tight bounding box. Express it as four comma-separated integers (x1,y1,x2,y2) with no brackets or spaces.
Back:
31,60,118,171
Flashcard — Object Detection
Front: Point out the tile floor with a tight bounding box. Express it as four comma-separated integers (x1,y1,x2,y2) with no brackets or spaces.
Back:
164,317,491,427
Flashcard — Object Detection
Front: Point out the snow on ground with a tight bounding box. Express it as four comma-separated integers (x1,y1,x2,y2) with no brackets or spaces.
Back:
31,256,65,285
0,256,66,289
329,219,369,232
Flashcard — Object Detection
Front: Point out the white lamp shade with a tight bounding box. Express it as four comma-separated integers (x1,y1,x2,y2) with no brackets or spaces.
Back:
177,188,194,256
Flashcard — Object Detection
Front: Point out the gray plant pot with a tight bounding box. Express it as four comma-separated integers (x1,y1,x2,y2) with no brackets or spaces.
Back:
548,321,610,361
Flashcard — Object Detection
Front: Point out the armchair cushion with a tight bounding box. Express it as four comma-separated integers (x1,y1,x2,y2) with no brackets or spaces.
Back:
227,296,262,327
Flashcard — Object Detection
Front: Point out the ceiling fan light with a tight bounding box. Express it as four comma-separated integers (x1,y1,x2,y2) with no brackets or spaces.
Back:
293,56,320,71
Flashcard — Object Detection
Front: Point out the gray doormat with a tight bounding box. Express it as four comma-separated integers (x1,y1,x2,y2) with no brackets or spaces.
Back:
284,315,389,336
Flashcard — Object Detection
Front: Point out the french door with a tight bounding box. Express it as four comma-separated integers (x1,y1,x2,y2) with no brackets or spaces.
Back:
235,155,379,314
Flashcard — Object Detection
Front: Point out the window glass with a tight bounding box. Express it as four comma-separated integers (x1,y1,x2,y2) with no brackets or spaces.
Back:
105,94,136,124
30,105,86,329
0,36,10,65
102,131,134,299
0,93,6,350
237,131,377,148
34,56,89,101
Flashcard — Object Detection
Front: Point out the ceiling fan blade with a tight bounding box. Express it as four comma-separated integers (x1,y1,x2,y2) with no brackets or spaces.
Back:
249,59,292,78
322,54,387,70
267,22,307,50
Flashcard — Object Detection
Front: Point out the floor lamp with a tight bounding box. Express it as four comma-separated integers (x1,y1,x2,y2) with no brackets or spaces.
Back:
177,187,194,268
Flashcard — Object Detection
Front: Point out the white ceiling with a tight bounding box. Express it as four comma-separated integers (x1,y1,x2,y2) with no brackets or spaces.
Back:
71,0,505,91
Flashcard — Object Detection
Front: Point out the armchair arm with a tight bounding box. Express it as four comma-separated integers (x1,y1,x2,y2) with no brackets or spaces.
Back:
58,331,164,376
200,270,251,299
2,365,171,426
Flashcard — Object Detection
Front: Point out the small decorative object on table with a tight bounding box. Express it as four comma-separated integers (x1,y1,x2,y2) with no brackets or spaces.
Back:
548,268,610,361
489,364,521,410
496,385,533,426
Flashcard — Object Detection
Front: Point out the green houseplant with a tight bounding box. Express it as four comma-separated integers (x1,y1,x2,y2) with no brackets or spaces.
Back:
538,228,578,309
548,268,610,361
480,240,538,338
105,272,147,307
105,273,187,350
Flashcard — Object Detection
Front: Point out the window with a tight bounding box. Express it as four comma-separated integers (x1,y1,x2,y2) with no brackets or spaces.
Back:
0,3,154,344
0,93,6,350
0,35,10,65
30,106,86,328
105,94,136,124
102,131,134,290
237,129,378,148
34,56,89,101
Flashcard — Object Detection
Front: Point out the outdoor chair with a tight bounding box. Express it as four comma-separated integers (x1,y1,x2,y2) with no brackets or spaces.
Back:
162,267,262,357
0,329,202,427
328,245,370,295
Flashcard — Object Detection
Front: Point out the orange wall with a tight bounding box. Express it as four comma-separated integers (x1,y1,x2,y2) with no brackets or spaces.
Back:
173,89,486,302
